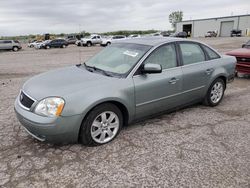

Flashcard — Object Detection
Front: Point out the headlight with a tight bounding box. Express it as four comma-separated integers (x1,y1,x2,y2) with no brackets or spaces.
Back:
34,97,65,117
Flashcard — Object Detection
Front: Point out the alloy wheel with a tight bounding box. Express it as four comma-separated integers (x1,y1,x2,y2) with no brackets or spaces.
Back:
90,111,119,144
210,82,223,104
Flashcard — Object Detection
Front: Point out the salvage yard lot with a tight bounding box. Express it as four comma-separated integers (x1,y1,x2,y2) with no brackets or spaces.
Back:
0,37,250,187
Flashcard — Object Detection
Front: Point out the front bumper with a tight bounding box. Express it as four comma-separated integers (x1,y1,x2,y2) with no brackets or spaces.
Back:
14,98,83,144
81,41,87,45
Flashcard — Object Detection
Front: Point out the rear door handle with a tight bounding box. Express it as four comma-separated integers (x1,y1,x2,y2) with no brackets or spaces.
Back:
169,78,179,84
205,68,214,75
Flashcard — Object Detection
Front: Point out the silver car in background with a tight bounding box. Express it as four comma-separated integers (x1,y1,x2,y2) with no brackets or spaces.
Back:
14,37,236,146
101,35,126,46
0,40,22,51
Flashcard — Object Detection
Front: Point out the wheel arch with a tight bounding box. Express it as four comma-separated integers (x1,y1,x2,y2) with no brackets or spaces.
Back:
77,100,129,141
211,75,227,89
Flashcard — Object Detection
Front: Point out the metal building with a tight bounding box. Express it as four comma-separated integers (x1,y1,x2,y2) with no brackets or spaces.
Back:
176,14,250,37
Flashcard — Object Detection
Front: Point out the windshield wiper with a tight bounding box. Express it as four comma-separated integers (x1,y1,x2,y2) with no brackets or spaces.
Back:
83,62,95,72
83,63,113,77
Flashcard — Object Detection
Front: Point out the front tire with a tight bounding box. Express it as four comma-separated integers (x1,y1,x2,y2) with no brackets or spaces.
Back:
87,42,92,47
204,78,225,107
46,45,50,49
80,103,123,146
13,46,18,52
62,44,66,48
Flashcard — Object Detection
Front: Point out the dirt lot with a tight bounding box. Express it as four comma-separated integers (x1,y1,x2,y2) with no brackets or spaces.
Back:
0,37,250,187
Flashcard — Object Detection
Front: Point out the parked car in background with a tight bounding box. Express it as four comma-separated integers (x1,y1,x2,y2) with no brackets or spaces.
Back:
128,34,141,38
160,31,171,37
78,34,102,47
0,40,22,52
151,33,162,37
66,34,84,45
41,39,68,49
35,40,51,49
66,38,77,45
65,35,80,45
101,35,126,46
226,40,250,75
205,31,217,37
171,31,188,38
15,37,236,146
231,29,242,37
28,40,43,48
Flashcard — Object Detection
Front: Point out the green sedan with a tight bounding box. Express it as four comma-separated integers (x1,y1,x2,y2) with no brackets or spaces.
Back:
15,37,236,146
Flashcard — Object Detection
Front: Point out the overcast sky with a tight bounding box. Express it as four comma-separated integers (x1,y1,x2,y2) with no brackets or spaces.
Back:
0,0,249,36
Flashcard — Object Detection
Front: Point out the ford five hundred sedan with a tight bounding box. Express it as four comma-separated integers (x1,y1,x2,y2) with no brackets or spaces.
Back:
15,37,236,146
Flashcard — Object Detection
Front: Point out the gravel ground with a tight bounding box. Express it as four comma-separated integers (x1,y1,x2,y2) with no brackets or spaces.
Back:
0,37,250,187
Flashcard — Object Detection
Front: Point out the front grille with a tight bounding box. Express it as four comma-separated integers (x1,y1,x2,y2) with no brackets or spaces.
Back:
236,57,250,63
236,64,250,73
19,91,35,109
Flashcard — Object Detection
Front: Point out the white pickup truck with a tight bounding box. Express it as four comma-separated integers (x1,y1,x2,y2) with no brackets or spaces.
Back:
76,34,102,47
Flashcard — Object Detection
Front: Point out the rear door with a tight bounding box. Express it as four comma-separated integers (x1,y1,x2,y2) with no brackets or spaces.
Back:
177,42,208,102
133,43,183,119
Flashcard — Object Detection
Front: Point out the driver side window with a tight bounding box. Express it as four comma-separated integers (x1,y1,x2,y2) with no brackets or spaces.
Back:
144,44,177,69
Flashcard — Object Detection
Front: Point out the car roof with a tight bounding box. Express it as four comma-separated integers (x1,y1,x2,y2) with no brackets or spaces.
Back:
114,36,187,46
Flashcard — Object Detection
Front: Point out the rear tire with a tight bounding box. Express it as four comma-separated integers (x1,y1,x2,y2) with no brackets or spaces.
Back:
62,44,66,48
46,45,50,49
79,103,123,146
203,78,225,107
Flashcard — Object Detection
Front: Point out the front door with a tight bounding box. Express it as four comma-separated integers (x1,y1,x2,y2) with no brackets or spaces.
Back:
133,43,183,119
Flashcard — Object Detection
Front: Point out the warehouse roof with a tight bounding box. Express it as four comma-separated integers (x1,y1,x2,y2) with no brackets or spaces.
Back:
177,14,250,23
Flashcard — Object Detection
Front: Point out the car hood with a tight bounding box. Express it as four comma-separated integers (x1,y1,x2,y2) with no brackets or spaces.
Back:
226,48,250,57
23,66,115,101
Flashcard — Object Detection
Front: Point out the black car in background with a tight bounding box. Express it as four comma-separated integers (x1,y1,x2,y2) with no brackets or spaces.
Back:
231,29,242,37
42,39,68,49
171,31,188,38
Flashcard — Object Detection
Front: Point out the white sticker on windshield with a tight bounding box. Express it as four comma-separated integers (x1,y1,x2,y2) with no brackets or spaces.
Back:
123,50,138,57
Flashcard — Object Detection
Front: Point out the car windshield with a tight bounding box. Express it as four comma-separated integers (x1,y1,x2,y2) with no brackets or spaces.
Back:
84,43,151,75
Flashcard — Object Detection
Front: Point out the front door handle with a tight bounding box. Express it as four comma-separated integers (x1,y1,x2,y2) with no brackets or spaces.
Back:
169,78,179,84
205,68,214,75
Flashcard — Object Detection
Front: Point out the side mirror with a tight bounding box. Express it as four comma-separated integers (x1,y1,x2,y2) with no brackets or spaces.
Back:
242,44,246,48
141,63,162,74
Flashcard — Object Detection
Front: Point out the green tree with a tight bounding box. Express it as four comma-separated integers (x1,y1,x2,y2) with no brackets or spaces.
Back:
169,11,183,30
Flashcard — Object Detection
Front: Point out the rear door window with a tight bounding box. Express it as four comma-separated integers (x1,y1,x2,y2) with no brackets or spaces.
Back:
179,42,205,65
